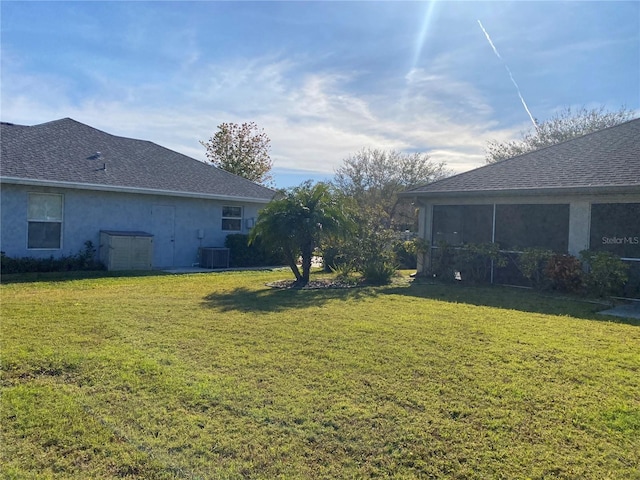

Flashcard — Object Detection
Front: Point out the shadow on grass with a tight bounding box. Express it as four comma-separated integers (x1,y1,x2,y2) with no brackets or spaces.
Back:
201,276,640,325
383,280,640,326
0,269,174,284
202,284,374,313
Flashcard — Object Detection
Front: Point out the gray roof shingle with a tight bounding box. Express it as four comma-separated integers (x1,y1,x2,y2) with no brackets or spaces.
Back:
404,118,640,197
1,118,275,202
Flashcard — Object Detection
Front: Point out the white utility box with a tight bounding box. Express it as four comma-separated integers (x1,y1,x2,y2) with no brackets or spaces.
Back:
100,231,154,271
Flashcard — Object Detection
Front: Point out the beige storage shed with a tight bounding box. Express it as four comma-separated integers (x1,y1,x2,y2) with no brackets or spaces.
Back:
99,231,153,271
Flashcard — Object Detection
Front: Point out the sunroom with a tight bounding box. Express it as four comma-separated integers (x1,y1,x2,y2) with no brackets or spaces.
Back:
402,118,640,297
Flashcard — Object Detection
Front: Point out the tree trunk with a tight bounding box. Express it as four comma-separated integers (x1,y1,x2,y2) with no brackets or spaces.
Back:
300,242,313,285
284,248,303,283
288,261,303,283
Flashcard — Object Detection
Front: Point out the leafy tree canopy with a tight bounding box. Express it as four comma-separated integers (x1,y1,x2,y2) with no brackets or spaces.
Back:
486,106,636,163
201,122,273,185
249,181,353,285
333,148,450,230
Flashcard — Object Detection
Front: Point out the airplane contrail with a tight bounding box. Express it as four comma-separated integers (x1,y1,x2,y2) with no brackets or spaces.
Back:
477,20,538,130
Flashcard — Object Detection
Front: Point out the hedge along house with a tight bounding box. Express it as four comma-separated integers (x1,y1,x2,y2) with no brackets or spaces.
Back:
401,118,640,298
0,118,275,269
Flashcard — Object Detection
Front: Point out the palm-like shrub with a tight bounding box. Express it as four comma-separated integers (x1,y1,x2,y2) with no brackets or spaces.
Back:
249,181,353,285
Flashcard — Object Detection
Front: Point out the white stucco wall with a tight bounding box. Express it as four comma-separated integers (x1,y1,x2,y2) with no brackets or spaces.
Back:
568,200,591,257
0,183,268,268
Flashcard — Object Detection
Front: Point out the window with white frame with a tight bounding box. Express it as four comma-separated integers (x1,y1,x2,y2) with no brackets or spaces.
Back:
28,193,63,249
222,206,243,231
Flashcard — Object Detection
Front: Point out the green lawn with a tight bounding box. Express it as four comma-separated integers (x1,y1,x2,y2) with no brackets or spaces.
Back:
1,270,639,479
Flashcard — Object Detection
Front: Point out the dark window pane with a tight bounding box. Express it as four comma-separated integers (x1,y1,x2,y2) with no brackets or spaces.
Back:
495,204,569,252
461,205,493,244
433,206,462,245
590,203,640,258
222,206,242,218
222,218,242,231
28,222,61,249
432,205,493,245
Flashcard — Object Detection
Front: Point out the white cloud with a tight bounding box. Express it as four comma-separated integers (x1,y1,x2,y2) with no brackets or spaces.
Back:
1,49,527,181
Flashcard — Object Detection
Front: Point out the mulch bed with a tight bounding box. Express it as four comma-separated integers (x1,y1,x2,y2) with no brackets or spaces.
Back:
266,278,361,290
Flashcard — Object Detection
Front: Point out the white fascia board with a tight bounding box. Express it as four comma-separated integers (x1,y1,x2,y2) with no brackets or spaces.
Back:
400,185,640,199
0,177,274,204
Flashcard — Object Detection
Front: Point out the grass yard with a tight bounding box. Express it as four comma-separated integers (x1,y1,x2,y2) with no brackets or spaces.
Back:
1,270,639,479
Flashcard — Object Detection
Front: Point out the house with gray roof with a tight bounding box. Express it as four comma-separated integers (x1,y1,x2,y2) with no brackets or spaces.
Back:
402,118,640,296
1,118,275,269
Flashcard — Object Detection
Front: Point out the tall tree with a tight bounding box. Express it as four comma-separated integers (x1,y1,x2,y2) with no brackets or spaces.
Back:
486,106,635,163
333,148,450,230
201,122,273,185
249,181,352,285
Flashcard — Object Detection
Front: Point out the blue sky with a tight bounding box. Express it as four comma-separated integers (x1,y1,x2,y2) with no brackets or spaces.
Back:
2,1,638,188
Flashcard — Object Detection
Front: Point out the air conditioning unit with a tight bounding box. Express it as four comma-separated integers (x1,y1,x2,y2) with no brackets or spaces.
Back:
199,247,230,269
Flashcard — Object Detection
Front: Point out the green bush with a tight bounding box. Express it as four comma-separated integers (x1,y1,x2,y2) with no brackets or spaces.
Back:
392,240,417,269
431,242,506,283
0,241,104,274
329,260,358,282
454,243,507,283
321,245,342,273
361,258,398,285
518,248,554,289
544,254,584,293
430,242,456,281
224,234,285,268
322,226,398,284
355,229,397,284
427,242,635,297
580,250,630,297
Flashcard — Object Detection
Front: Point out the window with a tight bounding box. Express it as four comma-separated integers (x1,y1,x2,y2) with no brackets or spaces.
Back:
222,206,242,231
28,193,63,249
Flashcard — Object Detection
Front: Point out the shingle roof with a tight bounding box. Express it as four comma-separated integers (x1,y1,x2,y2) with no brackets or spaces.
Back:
404,118,640,197
0,118,275,202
